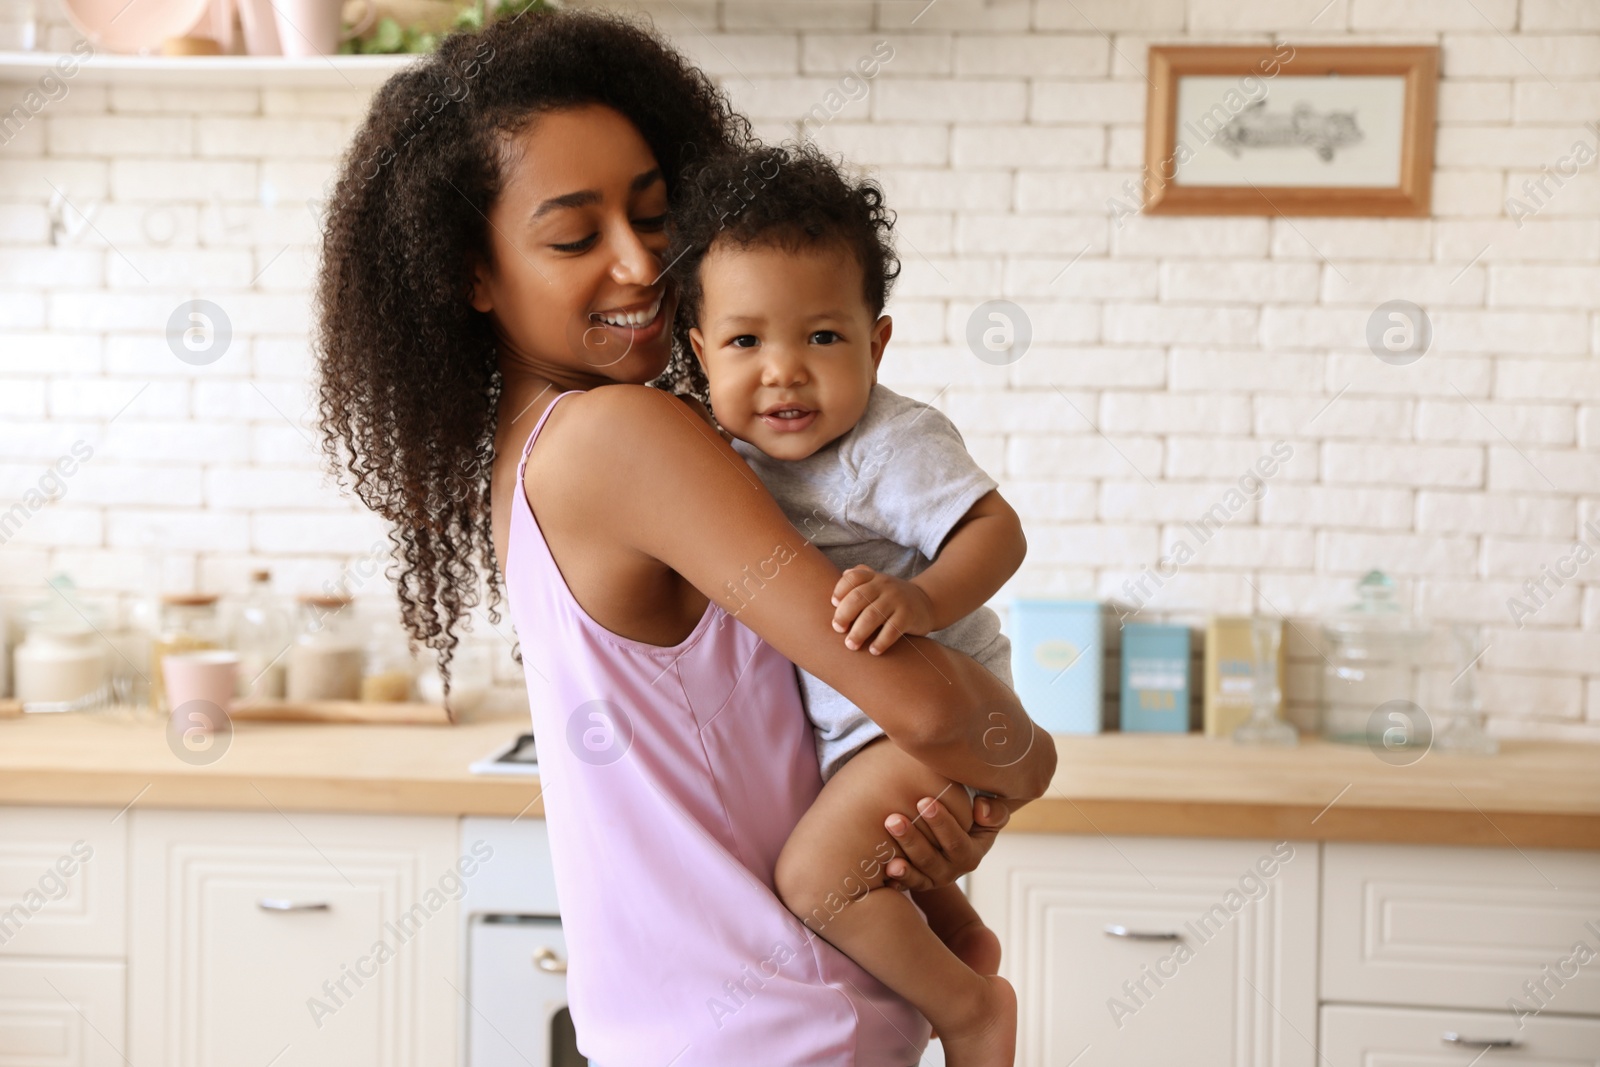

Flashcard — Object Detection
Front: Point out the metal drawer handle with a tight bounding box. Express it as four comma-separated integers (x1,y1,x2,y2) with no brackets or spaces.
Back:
1441,1033,1521,1049
1104,925,1182,941
533,946,568,974
258,899,331,912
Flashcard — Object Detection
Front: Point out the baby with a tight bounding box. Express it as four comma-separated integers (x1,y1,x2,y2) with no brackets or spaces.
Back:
669,143,1024,1067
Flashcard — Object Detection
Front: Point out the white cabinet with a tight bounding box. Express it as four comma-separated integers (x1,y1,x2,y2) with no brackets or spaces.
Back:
1322,1004,1600,1064
0,958,125,1067
969,835,1319,1067
128,809,461,1067
0,807,127,1067
1323,842,1600,1015
0,806,125,958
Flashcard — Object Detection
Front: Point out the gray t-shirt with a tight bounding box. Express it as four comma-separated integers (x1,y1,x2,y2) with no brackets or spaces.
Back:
731,383,1012,781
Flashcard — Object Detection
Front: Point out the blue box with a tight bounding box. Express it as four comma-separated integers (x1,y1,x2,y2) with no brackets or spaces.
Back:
1119,623,1191,733
1010,599,1103,734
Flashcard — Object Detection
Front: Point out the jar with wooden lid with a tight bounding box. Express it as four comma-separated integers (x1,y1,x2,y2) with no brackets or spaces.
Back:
286,595,364,702
151,594,221,712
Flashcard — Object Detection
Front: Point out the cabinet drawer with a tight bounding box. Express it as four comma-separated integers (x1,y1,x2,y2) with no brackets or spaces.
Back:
1322,842,1600,1014
0,807,126,958
0,958,126,1067
970,835,1319,1067
1322,1004,1600,1065
129,809,462,1067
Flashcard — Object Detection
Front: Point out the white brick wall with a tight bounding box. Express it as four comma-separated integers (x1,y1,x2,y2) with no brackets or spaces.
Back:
5,0,1600,738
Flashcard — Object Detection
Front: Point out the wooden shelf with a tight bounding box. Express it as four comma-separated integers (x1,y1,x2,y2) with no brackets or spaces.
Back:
0,49,418,88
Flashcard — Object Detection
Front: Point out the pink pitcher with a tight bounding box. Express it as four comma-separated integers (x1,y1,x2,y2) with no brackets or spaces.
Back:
271,0,376,57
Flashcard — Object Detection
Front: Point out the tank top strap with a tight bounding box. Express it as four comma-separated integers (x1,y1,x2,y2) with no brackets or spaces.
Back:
515,388,585,484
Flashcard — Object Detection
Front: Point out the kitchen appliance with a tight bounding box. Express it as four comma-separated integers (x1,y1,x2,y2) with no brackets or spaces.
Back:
469,915,584,1067
460,816,583,1067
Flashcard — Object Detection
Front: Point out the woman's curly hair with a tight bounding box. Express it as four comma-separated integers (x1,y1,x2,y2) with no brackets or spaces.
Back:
666,141,900,338
314,8,752,691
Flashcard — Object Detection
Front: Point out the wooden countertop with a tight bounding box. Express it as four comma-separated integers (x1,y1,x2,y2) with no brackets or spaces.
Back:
1012,733,1600,851
2,709,1596,849
0,705,545,819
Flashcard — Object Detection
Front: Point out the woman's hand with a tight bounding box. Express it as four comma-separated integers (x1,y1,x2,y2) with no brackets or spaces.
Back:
881,795,1012,892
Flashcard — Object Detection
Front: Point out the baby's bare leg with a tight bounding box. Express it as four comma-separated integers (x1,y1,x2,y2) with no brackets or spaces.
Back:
774,738,1014,1065
914,885,1002,976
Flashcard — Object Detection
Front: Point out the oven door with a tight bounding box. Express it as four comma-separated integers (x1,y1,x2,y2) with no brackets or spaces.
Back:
467,915,587,1067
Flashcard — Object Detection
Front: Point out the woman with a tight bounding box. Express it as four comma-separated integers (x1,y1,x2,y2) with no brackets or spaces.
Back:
315,10,1056,1064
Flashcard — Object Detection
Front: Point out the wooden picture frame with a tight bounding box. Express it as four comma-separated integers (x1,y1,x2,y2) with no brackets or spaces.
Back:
1143,45,1438,217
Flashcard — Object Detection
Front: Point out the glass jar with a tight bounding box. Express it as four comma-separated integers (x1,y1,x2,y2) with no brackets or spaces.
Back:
15,577,112,712
231,569,292,700
15,626,107,711
1434,621,1498,756
1318,570,1432,743
361,613,414,703
151,595,222,712
286,595,364,702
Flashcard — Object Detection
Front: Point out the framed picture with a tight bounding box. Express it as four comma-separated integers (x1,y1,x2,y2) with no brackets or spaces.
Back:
1142,45,1438,217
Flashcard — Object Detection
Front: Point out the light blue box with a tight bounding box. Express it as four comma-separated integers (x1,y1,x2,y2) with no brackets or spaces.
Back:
1010,598,1103,735
1119,623,1191,733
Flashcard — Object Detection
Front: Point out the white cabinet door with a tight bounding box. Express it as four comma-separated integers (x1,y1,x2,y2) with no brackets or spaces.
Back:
129,809,461,1067
969,835,1318,1067
1322,1004,1600,1065
0,959,125,1067
1322,842,1600,1014
0,807,125,958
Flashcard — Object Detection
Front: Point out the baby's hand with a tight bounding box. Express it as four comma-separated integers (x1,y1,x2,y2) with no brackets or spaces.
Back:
830,565,936,655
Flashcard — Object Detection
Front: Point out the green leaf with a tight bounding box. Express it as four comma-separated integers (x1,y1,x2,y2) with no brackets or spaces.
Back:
369,16,405,52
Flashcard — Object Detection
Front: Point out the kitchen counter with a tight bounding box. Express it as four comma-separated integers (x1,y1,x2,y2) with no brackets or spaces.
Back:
1009,732,1600,850
0,704,545,818
2,709,1597,848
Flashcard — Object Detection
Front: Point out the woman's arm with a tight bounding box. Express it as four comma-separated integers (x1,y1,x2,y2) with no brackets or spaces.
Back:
556,386,1056,802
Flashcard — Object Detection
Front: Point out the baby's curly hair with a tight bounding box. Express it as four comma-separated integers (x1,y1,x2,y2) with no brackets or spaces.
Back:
314,9,752,691
667,142,900,336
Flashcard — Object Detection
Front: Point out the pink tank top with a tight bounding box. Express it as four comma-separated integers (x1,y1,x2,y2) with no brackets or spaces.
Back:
505,389,930,1067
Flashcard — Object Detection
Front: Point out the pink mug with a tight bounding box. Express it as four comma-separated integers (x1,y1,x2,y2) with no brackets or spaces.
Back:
162,651,239,731
272,0,377,57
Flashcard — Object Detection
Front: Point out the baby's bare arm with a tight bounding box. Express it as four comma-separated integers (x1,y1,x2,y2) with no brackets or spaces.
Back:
911,489,1026,632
